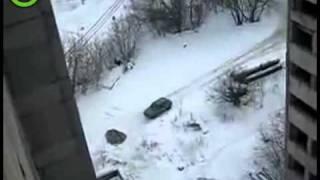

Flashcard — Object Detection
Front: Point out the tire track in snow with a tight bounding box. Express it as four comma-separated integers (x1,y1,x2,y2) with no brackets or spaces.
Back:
166,31,285,101
209,133,256,163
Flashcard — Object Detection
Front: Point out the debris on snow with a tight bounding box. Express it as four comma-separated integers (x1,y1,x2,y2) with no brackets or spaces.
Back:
185,122,202,131
105,129,127,145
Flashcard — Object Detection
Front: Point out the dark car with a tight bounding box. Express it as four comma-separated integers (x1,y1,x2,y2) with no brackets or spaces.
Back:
144,97,172,119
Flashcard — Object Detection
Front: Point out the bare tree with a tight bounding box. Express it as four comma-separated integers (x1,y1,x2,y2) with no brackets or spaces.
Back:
87,39,108,87
167,0,188,33
62,13,142,94
64,35,109,94
131,0,190,35
64,34,90,93
244,0,272,22
130,0,166,36
223,0,247,25
222,0,273,25
208,71,253,107
107,14,141,72
189,0,206,29
252,109,285,180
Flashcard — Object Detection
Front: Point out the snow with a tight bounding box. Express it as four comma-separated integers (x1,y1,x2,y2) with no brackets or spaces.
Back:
51,0,287,179
51,0,128,41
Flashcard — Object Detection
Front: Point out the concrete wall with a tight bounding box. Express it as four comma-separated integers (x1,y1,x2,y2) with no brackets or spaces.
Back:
285,0,317,179
4,78,39,180
3,0,96,180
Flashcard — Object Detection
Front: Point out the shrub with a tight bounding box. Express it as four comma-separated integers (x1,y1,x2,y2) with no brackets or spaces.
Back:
63,13,142,94
131,0,209,35
64,35,111,94
251,109,285,180
209,71,254,107
222,0,273,25
106,14,141,72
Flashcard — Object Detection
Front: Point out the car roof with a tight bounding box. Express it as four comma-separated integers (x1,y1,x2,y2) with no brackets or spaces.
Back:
159,97,170,102
152,97,169,106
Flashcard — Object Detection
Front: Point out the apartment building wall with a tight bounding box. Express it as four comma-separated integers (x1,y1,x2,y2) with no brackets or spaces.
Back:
285,0,317,179
3,0,96,180
4,78,39,180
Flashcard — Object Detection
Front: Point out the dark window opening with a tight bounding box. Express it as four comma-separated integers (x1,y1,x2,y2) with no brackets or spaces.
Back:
309,173,317,180
289,122,308,150
292,0,317,18
290,94,317,121
301,0,317,18
291,22,313,51
290,63,312,86
311,140,317,158
288,155,305,177
311,76,317,91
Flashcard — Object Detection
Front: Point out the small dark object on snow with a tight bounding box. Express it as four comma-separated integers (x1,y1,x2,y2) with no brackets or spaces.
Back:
177,166,184,171
183,43,188,48
105,129,127,145
203,130,209,135
144,97,172,119
197,178,216,180
97,169,123,180
185,122,202,131
114,58,122,66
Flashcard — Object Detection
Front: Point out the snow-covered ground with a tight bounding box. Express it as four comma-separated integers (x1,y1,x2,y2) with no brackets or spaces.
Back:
52,1,287,179
51,0,128,41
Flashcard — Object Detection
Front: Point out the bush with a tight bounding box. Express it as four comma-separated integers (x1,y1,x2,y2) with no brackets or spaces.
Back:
189,0,209,29
64,34,98,94
131,0,187,35
222,0,273,25
63,13,142,94
106,14,141,72
251,109,285,180
131,0,209,35
208,71,255,107
64,34,113,94
223,0,247,25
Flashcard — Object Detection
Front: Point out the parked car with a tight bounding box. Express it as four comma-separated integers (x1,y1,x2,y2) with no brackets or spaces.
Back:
144,97,172,119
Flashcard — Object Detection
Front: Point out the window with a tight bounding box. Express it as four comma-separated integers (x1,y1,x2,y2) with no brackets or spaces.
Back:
290,94,317,121
310,76,317,90
291,22,313,51
289,122,308,150
311,140,317,158
288,155,305,177
290,63,312,87
309,173,317,180
301,0,317,18
292,0,317,18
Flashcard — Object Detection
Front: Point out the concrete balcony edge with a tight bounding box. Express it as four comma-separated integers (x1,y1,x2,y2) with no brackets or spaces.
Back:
286,168,304,180
287,141,317,175
289,43,317,76
288,104,317,140
290,10,317,32
289,76,317,110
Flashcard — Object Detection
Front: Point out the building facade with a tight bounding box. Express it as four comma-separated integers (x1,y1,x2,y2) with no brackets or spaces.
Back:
285,0,317,179
3,1,96,180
